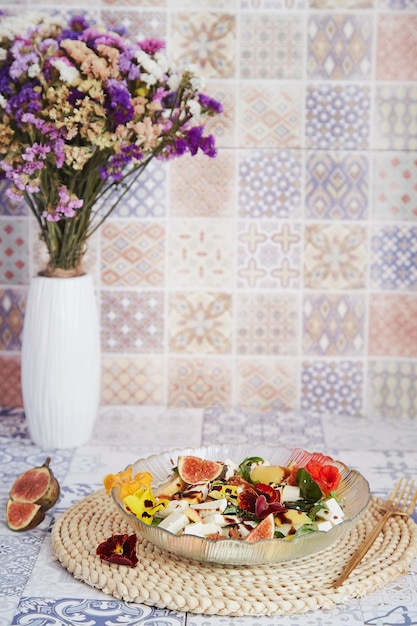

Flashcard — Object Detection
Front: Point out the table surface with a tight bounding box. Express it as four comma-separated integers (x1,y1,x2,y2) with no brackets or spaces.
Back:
1,404,417,626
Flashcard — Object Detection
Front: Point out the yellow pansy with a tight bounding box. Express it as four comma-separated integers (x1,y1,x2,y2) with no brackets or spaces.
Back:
124,488,168,525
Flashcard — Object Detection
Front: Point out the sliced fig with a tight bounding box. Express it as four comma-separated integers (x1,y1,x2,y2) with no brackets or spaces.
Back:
9,457,60,511
177,455,224,485
244,513,275,543
6,499,45,531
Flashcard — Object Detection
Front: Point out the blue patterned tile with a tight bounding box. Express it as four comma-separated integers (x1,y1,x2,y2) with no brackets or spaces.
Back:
305,84,371,150
305,152,369,220
0,181,28,217
0,533,44,596
202,406,325,449
11,598,185,625
301,360,364,416
371,225,417,290
110,160,167,218
238,149,302,219
0,288,26,351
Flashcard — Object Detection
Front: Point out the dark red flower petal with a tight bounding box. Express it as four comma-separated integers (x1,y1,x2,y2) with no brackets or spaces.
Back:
96,533,138,567
255,483,280,503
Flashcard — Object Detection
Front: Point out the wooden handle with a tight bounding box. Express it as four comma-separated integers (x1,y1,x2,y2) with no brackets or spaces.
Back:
332,509,392,588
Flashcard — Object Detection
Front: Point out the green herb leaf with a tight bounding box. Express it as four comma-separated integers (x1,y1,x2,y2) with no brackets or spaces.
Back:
296,468,322,502
238,456,264,482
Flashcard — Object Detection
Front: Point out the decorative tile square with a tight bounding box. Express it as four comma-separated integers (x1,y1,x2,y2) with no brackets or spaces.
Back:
167,218,234,289
0,220,29,284
0,288,26,351
238,83,302,148
201,81,236,149
170,12,236,78
100,220,164,287
374,85,417,151
0,534,44,596
170,152,236,217
102,10,167,40
310,0,373,6
201,405,325,449
0,357,23,407
167,357,232,407
12,599,185,626
100,290,164,353
377,15,417,81
238,149,302,219
305,84,371,150
307,14,372,80
304,223,367,289
369,294,417,357
168,292,232,354
373,153,417,220
103,0,166,6
301,360,364,416
368,360,417,419
241,0,307,7
378,0,417,6
236,293,299,355
237,221,302,289
236,359,298,411
303,293,366,356
101,356,164,404
239,13,304,79
371,225,417,290
0,181,28,216
110,160,167,218
305,152,369,220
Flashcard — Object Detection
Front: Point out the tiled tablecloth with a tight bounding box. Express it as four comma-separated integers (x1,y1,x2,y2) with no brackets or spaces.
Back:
1,405,416,626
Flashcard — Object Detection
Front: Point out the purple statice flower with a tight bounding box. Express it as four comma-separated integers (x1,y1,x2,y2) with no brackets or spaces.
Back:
59,15,90,41
19,113,67,168
100,143,143,181
139,38,165,55
198,93,223,115
39,37,59,54
0,66,13,97
42,185,84,222
9,39,40,80
179,126,217,158
6,83,42,124
67,87,85,106
105,79,134,129
119,48,141,81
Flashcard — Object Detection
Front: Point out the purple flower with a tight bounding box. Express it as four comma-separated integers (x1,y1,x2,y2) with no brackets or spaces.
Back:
119,49,141,81
105,79,134,128
139,38,165,54
100,143,143,181
59,15,90,41
9,39,40,80
42,185,84,222
6,83,42,124
199,93,223,115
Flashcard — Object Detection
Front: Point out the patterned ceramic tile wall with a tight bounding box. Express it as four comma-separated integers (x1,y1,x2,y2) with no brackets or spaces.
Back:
1,0,417,419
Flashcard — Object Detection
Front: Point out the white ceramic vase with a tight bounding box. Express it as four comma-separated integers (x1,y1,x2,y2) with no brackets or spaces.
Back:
21,273,101,449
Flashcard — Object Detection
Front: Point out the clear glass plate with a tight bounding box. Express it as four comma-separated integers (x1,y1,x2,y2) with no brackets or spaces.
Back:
111,443,370,566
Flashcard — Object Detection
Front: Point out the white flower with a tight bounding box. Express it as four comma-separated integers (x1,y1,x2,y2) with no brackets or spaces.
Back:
167,74,180,91
140,73,157,86
135,50,164,80
187,63,205,91
50,58,80,86
0,49,7,61
0,94,7,109
188,99,201,119
27,63,41,78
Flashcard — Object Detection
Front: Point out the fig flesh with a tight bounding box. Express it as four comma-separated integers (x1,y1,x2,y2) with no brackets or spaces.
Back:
244,513,275,543
6,499,45,531
177,455,224,484
9,456,60,512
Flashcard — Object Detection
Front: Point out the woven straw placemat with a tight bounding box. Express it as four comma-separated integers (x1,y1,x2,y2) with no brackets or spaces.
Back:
51,489,417,616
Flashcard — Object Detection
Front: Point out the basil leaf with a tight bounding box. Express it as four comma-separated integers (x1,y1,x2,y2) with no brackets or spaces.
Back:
238,456,264,482
296,468,322,502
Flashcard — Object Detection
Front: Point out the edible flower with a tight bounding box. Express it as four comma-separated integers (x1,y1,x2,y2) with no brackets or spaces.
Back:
96,533,138,567
238,483,287,520
305,460,341,496
124,487,168,525
103,468,153,500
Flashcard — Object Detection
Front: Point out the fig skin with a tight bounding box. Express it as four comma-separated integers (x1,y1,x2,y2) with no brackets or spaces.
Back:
6,499,46,532
9,457,60,512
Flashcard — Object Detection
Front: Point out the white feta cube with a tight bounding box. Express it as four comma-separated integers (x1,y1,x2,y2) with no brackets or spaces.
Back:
182,522,223,537
316,520,333,532
157,511,190,534
281,485,300,502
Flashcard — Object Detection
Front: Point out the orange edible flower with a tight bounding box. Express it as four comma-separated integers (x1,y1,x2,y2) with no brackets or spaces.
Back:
103,467,153,500
305,460,341,495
